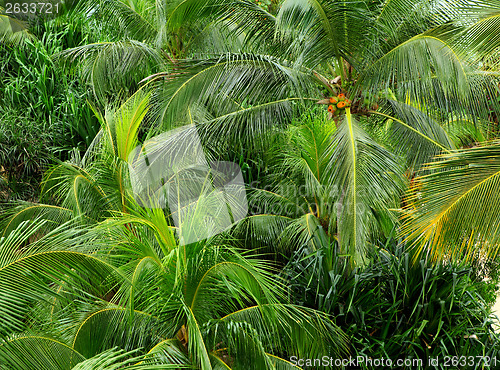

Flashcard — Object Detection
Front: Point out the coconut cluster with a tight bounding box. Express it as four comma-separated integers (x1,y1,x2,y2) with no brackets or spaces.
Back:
317,93,352,119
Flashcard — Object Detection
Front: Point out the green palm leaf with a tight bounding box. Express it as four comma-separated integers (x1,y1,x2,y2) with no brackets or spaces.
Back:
373,100,455,170
59,41,163,104
0,13,32,45
402,141,500,262
72,307,160,358
149,53,317,146
220,303,348,361
72,347,184,369
0,220,122,335
328,108,403,265
0,336,85,369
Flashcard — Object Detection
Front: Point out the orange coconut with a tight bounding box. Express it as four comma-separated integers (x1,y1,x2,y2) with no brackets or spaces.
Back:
328,105,336,113
329,96,338,104
337,101,346,109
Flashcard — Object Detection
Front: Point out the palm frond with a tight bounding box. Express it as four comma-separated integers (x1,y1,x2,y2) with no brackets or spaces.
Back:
149,53,317,147
0,202,74,237
0,335,85,369
443,115,487,147
72,306,161,358
360,28,488,120
166,0,277,54
0,14,32,45
39,161,113,220
219,303,348,362
374,0,454,43
275,0,371,68
140,338,190,366
280,213,331,253
59,41,163,104
112,90,151,161
402,141,500,263
327,108,404,266
0,220,121,335
184,305,213,369
73,347,183,369
267,354,302,369
451,6,500,67
76,0,158,41
374,100,455,170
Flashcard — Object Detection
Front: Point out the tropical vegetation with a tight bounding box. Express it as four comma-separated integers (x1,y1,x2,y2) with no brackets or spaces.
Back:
2,0,500,368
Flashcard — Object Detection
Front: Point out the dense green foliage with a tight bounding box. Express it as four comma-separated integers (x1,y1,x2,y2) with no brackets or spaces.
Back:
287,238,500,366
2,0,500,368
0,18,99,200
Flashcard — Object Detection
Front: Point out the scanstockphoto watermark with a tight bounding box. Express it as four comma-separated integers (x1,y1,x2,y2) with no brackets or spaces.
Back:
128,125,248,245
127,123,392,244
248,180,378,200
247,181,389,217
247,198,373,218
289,356,423,368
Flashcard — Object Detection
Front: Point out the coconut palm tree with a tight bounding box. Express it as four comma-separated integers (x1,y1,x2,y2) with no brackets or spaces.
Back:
398,6,500,263
61,0,500,265
237,110,404,266
70,0,495,136
0,91,348,368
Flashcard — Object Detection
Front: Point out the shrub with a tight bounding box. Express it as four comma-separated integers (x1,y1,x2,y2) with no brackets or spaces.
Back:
285,239,500,368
